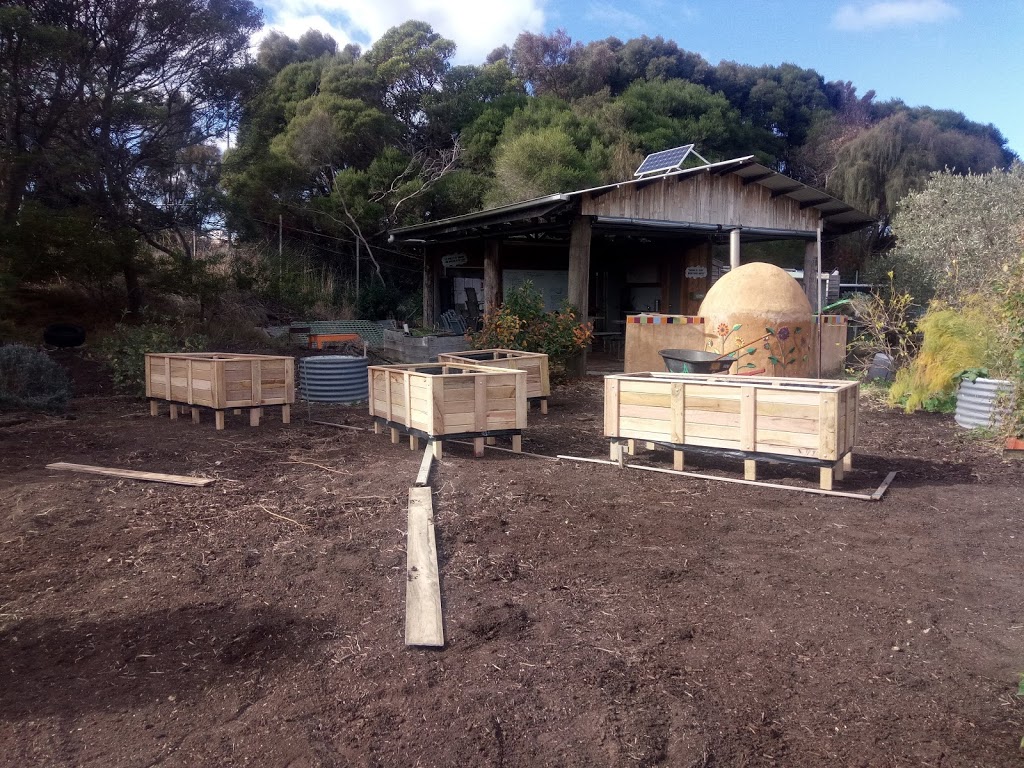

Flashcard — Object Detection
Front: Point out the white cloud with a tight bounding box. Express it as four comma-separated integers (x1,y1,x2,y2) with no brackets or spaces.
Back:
832,0,959,31
585,1,647,33
260,0,546,63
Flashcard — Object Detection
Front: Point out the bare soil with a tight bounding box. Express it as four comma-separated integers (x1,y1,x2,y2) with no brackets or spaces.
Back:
2,352,1024,767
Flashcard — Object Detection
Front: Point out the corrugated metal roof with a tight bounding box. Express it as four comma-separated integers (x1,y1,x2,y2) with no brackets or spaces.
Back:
388,156,874,242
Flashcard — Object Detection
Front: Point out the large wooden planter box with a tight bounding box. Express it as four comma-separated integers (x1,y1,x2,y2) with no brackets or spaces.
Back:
145,353,295,429
436,349,550,413
604,372,858,488
368,362,527,457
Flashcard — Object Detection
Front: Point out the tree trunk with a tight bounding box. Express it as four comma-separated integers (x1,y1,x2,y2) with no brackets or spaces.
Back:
123,260,143,317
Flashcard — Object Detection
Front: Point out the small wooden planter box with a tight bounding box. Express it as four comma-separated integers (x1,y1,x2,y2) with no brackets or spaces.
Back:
368,362,528,458
145,353,295,430
437,349,550,413
604,372,858,489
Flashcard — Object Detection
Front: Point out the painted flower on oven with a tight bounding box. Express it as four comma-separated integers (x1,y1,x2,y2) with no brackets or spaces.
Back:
776,327,791,342
716,322,730,337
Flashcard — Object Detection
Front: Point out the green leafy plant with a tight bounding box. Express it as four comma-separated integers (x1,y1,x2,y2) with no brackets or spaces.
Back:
0,344,72,412
469,281,593,374
888,300,995,413
96,322,207,396
848,271,921,376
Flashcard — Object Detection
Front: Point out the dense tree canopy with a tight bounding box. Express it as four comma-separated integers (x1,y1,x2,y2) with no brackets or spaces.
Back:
1,14,1017,316
1,0,262,311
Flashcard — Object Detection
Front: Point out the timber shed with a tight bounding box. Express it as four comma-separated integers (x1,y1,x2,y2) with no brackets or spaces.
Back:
388,155,874,331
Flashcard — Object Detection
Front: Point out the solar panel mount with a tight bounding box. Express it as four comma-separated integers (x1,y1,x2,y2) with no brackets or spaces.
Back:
634,144,710,177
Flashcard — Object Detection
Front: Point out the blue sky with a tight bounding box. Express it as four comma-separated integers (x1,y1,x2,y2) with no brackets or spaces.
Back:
259,0,1023,157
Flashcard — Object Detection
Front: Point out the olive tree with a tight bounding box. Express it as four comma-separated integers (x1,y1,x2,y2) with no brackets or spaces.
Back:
891,163,1024,303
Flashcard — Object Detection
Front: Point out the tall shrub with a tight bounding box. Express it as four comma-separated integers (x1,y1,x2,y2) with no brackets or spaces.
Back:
469,282,592,373
888,301,995,412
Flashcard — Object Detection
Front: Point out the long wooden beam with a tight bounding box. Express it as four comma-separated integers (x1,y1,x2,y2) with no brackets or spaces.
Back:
46,462,215,487
556,455,896,501
406,487,444,647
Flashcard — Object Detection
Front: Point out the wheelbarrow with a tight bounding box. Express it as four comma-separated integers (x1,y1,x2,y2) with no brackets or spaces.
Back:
658,349,737,374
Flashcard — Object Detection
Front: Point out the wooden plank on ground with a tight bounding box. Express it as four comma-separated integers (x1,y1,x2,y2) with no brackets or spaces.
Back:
415,442,434,487
554,455,891,501
406,487,444,647
46,462,214,487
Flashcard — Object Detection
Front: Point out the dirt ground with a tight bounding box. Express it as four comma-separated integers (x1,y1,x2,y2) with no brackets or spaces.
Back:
2,351,1024,767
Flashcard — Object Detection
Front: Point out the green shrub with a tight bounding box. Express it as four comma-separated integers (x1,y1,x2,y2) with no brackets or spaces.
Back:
888,301,994,412
0,344,72,412
96,323,207,395
469,282,592,375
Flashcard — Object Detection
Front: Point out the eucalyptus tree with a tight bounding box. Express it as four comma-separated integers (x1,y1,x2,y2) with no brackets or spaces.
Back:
1,0,262,312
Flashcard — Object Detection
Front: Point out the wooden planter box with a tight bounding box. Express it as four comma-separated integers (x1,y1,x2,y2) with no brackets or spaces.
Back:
368,362,527,457
436,349,550,413
145,353,295,430
604,372,859,489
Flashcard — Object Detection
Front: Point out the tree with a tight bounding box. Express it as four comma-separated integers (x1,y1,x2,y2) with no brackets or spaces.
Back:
1,0,262,312
891,164,1024,302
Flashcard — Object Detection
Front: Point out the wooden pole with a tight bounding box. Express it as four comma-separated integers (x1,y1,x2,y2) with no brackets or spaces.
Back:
568,216,592,319
422,245,436,329
484,239,501,317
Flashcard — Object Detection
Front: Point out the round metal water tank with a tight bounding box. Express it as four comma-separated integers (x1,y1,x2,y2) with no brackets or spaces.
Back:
955,377,1015,429
950,380,1015,434
298,355,369,403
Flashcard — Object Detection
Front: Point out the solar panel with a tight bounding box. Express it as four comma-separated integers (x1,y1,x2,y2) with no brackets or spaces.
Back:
634,144,709,177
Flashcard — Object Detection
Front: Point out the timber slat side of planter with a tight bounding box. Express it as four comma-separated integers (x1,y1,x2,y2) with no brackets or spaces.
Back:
145,353,295,409
367,362,528,438
437,349,550,400
604,372,858,464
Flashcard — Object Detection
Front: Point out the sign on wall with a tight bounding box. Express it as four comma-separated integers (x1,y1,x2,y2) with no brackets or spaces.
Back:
684,265,708,279
441,252,468,268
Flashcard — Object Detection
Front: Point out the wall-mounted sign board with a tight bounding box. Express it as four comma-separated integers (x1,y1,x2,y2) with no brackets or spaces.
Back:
684,266,708,279
441,252,468,268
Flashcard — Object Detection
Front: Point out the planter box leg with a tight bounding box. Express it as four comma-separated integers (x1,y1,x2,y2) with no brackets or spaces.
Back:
432,440,443,460
191,407,200,424
249,408,261,427
627,439,636,456
282,404,290,424
486,437,496,446
833,459,845,482
744,459,757,481
512,435,522,453
474,437,485,457
410,435,420,451
215,411,225,431
644,441,656,450
820,466,834,490
169,404,178,421
674,450,684,471
390,427,400,444
541,399,548,415
233,409,242,415
373,422,382,435
149,400,159,417
609,441,620,461
843,453,852,472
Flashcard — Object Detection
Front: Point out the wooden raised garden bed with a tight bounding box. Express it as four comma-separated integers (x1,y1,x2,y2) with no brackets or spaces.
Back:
436,349,550,413
145,353,295,430
368,362,528,458
604,372,858,489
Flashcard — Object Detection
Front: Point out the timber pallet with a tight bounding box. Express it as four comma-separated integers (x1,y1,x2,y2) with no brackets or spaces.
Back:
609,437,854,490
149,400,290,430
372,416,523,459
